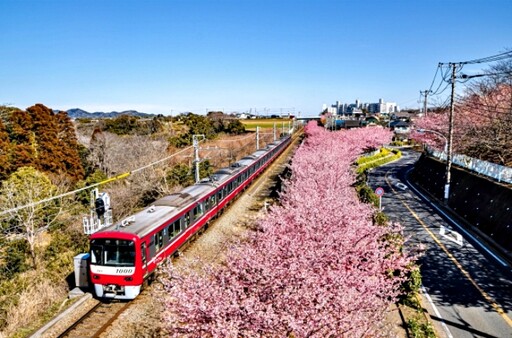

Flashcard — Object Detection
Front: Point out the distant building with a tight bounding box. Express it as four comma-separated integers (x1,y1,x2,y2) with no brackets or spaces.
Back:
323,98,400,116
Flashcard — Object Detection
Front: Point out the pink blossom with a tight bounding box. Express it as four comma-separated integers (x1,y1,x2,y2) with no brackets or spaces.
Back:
161,122,411,337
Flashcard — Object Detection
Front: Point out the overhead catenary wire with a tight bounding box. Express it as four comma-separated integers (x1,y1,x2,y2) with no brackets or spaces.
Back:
0,131,268,217
0,144,193,217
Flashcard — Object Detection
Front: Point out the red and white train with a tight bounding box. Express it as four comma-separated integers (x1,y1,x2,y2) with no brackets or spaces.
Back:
88,135,291,299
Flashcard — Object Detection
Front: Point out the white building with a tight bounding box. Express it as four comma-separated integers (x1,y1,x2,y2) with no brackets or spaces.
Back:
323,98,399,116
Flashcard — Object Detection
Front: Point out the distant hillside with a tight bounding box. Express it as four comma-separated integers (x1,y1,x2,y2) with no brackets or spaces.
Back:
54,108,157,119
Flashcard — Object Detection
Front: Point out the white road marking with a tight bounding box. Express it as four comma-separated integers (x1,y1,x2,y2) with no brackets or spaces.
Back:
421,285,454,338
439,226,464,246
404,168,509,268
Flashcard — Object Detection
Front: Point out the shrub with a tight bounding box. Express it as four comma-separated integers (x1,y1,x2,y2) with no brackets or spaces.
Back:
0,239,29,280
356,184,380,207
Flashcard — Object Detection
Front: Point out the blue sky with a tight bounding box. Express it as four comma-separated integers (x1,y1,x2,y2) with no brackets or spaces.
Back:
1,0,511,116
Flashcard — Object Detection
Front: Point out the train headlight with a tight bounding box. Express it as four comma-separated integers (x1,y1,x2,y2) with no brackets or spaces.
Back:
93,275,100,280
124,277,133,281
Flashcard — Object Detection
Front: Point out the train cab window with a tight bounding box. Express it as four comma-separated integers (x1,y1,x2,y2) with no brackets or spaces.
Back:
90,239,135,267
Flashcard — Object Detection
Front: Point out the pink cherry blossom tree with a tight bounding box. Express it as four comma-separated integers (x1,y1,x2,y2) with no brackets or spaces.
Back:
412,83,512,165
160,122,412,337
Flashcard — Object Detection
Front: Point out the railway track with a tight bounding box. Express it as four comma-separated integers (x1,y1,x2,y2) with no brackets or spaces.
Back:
56,300,130,338
34,129,303,338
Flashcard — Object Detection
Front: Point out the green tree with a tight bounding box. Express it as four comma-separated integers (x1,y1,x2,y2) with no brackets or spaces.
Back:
0,238,29,280
0,167,59,268
168,113,217,148
183,113,216,139
104,115,140,135
225,120,246,134
166,163,193,187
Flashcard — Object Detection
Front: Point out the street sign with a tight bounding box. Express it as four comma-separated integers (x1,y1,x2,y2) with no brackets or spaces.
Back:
375,187,384,197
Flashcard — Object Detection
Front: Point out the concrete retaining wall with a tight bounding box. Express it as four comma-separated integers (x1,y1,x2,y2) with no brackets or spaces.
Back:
410,154,512,254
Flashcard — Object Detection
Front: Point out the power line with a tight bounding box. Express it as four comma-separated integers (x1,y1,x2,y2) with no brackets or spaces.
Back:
0,131,268,217
423,51,512,113
458,51,512,65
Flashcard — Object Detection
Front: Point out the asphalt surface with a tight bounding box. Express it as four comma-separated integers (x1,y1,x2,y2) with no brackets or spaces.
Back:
367,149,512,338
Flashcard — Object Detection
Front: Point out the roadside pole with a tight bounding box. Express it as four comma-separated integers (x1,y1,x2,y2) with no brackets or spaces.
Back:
375,187,384,211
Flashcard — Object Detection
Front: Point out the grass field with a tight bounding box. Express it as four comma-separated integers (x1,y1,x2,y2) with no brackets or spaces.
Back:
240,118,293,130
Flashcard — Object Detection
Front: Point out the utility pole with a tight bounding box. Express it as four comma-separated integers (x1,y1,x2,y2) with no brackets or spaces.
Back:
421,90,431,117
193,135,205,183
445,63,457,202
273,123,277,141
256,126,260,150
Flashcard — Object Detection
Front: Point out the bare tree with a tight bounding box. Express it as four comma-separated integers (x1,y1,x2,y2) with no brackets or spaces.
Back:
0,167,61,268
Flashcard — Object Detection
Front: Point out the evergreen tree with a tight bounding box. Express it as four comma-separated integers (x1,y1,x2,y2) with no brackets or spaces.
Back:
26,104,84,181
55,110,85,180
0,119,11,180
7,109,35,170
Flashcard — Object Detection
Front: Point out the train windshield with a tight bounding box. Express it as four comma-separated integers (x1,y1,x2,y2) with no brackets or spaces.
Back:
90,239,135,267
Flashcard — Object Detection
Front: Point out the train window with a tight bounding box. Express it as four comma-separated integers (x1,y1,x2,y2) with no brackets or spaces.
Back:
209,195,216,209
193,203,204,220
158,230,163,250
149,238,156,259
154,234,160,252
141,243,147,267
182,213,190,228
163,227,169,244
173,220,180,236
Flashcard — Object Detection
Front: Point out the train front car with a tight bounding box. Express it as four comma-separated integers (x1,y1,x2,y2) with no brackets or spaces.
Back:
87,134,292,301
89,231,143,299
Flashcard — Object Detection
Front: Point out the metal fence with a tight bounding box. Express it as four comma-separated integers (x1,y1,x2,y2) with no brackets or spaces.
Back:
427,147,512,184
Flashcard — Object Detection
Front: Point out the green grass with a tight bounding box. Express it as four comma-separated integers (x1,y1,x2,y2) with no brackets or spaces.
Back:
355,148,402,174
240,118,292,131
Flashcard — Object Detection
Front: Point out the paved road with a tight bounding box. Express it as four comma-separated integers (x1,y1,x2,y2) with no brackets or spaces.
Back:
368,149,512,338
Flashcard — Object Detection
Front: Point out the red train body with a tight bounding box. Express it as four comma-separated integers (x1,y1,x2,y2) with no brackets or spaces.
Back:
88,135,291,299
